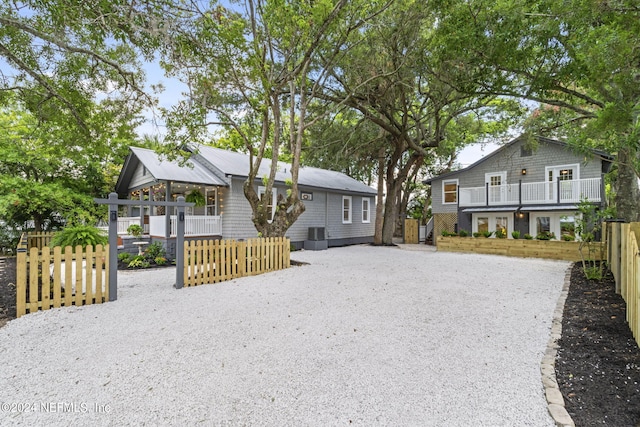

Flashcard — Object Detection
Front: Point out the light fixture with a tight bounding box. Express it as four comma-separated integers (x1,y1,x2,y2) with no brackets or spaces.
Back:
521,168,527,175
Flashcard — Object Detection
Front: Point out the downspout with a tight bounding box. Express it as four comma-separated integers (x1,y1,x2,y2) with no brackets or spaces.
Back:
165,181,171,240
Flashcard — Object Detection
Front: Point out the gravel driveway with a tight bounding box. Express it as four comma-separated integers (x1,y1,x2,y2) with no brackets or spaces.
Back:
0,245,568,426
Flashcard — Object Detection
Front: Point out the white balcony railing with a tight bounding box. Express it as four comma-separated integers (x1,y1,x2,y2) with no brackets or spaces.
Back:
147,215,222,237
458,177,602,207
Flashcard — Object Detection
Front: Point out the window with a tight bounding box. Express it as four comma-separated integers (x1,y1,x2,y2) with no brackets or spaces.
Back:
536,216,551,234
342,196,352,224
258,186,277,222
206,188,217,216
443,179,458,204
477,217,489,233
560,216,576,238
362,198,370,223
496,216,508,237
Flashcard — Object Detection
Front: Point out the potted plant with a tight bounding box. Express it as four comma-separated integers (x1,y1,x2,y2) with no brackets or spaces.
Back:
127,224,143,239
185,189,206,207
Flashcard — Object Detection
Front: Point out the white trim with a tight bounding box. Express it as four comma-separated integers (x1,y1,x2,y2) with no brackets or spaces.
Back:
342,196,352,224
442,179,459,204
258,186,277,222
529,211,580,240
471,213,512,238
484,171,507,185
361,197,370,223
545,163,580,201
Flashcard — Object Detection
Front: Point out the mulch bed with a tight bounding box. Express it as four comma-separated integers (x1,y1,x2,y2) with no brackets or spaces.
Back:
555,262,640,426
0,257,17,328
1,256,640,425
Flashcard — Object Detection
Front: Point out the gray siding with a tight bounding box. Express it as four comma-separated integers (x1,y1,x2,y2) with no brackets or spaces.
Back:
220,177,375,244
431,140,604,214
129,163,156,190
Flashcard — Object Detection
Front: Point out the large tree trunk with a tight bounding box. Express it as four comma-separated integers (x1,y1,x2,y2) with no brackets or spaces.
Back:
373,147,385,245
615,147,640,222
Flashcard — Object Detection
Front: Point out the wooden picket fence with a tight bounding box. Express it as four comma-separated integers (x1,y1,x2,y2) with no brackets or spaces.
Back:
25,231,55,251
184,237,290,287
606,222,640,346
16,239,110,318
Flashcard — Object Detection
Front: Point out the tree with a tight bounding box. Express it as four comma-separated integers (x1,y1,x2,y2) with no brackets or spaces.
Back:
314,0,521,244
0,98,139,230
160,0,391,237
431,0,640,221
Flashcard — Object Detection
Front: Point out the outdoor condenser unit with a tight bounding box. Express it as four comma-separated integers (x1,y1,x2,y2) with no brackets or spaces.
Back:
308,227,325,241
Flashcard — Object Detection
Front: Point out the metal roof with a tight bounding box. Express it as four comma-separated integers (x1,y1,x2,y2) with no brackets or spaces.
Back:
194,144,377,195
130,147,227,187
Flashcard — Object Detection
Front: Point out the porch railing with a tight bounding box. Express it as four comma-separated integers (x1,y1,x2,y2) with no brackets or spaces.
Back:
458,177,602,207
117,217,149,235
147,215,222,237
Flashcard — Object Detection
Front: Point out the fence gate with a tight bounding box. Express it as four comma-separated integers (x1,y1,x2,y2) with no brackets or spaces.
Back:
94,192,194,301
404,219,419,244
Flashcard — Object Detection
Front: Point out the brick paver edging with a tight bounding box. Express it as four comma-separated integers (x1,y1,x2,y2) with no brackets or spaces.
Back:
541,265,575,427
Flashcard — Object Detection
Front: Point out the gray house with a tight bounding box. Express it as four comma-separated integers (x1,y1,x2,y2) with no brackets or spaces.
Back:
424,136,613,242
115,144,377,251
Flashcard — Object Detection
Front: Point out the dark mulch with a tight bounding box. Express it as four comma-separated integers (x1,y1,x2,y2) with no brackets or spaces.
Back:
1,256,640,426
0,257,17,328
556,262,640,427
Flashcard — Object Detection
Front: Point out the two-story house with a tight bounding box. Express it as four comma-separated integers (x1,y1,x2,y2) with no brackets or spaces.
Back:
424,135,613,243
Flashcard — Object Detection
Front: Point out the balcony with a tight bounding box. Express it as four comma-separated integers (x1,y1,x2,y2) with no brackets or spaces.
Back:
458,177,602,207
118,215,222,237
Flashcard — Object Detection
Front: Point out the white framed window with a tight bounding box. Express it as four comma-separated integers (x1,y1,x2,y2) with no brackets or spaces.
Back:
258,186,277,222
206,188,217,216
342,196,352,224
472,213,511,238
362,198,370,223
530,212,579,240
442,179,458,204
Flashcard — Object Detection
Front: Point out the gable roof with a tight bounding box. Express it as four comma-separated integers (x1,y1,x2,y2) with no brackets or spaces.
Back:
117,145,376,196
193,144,376,195
423,135,613,184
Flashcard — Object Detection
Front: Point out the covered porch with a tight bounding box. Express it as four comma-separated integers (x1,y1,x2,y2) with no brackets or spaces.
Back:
121,181,224,239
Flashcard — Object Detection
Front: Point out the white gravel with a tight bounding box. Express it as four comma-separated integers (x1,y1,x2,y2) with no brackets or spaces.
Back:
0,245,568,426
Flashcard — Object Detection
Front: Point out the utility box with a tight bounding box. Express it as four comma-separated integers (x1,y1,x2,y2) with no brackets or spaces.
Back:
305,227,327,250
308,227,325,241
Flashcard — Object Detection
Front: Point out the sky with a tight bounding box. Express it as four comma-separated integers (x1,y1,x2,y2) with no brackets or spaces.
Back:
140,59,503,168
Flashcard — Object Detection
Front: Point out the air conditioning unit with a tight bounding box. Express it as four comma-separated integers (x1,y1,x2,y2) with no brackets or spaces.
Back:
308,227,325,241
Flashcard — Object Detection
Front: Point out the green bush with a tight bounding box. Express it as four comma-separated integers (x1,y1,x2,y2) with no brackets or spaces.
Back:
143,241,166,260
458,230,469,237
154,256,168,265
511,230,520,239
481,230,493,238
523,233,533,240
495,229,507,239
118,252,132,263
472,232,481,238
536,231,556,240
128,255,145,268
127,224,143,238
562,234,575,241
51,225,107,249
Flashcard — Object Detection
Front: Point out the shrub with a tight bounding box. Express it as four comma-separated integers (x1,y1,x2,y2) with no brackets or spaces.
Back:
118,252,132,263
51,225,108,249
511,230,520,239
127,224,143,238
481,230,493,238
154,256,168,266
562,234,575,241
523,233,533,240
536,231,556,240
495,228,507,239
143,241,166,260
472,232,481,238
128,255,145,268
458,230,469,237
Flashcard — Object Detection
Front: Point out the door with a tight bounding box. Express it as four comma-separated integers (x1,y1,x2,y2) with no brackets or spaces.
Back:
485,172,507,205
546,165,578,202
